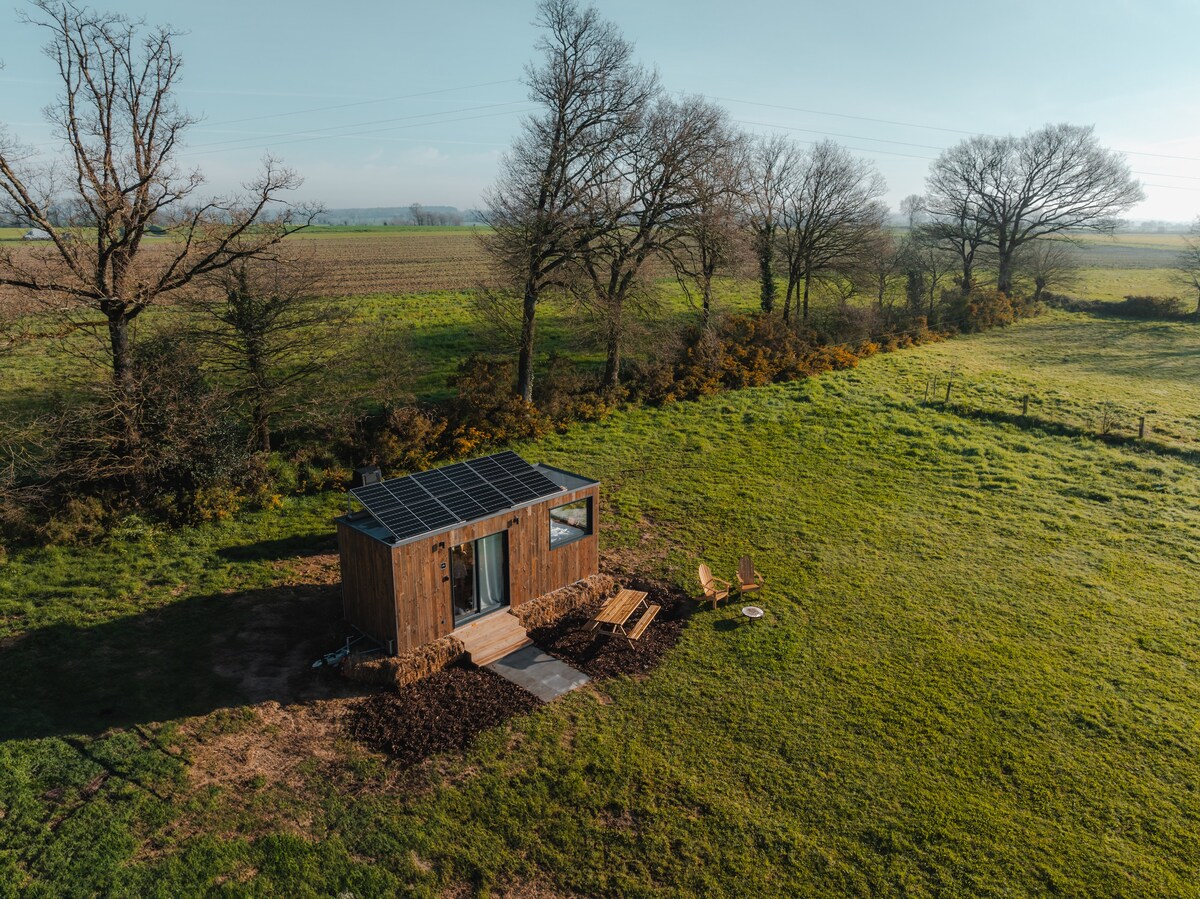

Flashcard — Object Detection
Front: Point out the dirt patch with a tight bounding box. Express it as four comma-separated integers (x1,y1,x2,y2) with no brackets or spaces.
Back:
185,697,362,793
271,552,341,586
347,665,540,768
209,582,363,706
527,575,690,680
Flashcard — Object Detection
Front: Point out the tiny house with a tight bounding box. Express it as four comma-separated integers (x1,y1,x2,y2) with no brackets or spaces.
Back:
335,451,599,654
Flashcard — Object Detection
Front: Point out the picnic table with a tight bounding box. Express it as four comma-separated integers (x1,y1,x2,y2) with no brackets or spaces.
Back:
590,588,660,647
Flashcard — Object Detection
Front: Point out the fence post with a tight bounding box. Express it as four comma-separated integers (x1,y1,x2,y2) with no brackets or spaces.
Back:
1139,415,1146,439
944,381,953,404
923,379,931,405
1022,394,1029,417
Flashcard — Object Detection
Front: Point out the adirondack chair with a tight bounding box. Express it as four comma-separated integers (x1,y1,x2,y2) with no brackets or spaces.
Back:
737,555,765,596
698,563,732,609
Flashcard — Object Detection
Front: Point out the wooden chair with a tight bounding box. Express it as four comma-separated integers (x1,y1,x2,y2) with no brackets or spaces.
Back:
737,555,764,596
697,563,732,609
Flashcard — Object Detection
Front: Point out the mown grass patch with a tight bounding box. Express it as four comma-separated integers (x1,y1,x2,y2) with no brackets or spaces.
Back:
2,312,1199,895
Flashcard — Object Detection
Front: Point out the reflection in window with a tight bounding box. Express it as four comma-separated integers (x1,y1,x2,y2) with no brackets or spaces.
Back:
549,498,591,548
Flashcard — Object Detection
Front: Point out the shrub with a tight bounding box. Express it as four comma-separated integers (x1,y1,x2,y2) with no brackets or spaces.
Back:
447,355,550,453
10,333,251,537
1114,295,1186,319
621,355,678,405
39,496,108,545
946,288,1017,332
370,405,447,473
535,353,615,428
671,314,809,401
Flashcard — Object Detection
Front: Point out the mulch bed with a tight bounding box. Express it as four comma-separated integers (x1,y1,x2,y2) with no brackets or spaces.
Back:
346,575,694,767
527,576,691,679
346,665,540,768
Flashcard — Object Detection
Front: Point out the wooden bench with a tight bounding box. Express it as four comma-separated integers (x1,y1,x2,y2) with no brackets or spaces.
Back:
590,588,648,632
625,603,661,647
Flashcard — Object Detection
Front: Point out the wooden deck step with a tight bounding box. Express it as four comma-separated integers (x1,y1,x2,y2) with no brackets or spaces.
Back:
452,610,531,666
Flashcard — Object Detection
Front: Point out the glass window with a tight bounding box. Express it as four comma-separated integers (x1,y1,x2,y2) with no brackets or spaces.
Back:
549,498,591,548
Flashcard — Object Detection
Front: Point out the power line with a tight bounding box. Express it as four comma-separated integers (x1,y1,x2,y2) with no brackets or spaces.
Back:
183,101,531,153
710,94,981,136
200,78,523,129
707,91,1200,164
179,105,535,158
730,119,945,153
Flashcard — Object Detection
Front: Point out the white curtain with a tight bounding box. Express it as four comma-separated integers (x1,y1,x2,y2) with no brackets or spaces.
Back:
475,533,505,610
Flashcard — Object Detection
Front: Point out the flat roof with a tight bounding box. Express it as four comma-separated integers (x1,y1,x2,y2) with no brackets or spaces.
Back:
340,452,598,547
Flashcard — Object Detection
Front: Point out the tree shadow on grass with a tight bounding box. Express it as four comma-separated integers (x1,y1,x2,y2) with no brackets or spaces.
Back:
217,532,338,563
0,580,363,742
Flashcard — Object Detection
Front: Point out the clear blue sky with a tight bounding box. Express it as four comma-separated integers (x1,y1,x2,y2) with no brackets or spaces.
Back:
2,0,1198,220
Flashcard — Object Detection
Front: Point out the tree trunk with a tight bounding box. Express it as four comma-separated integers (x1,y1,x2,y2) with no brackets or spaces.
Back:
254,401,271,453
516,282,537,402
108,313,134,389
602,318,621,391
961,260,973,296
701,276,713,327
782,278,793,323
997,243,1013,294
758,232,775,313
928,282,938,326
107,311,143,486
802,270,812,322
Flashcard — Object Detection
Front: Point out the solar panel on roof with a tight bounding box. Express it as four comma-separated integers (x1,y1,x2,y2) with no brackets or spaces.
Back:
349,451,566,543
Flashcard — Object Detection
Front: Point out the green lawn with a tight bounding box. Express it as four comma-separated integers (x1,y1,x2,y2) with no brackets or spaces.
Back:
2,311,1199,896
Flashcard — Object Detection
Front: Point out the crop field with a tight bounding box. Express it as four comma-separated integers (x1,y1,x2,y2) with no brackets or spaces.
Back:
0,227,496,310
293,227,496,296
2,312,1199,895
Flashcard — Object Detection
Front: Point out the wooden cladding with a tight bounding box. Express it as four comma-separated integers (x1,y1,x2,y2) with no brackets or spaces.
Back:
336,519,397,649
337,483,600,655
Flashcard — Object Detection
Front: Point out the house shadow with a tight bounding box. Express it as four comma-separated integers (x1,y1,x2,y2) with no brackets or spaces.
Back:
0,579,365,743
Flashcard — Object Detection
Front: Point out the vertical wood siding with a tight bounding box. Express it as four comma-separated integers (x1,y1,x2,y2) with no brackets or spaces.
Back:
336,519,398,650
339,484,600,654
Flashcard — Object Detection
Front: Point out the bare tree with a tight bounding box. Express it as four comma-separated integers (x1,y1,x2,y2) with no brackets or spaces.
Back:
186,249,345,453
745,134,801,314
0,1,317,399
1175,216,1200,317
927,124,1143,294
1013,239,1079,302
921,185,990,295
480,0,656,401
856,228,903,314
899,193,925,229
670,119,748,325
901,224,956,324
777,141,887,322
575,96,729,389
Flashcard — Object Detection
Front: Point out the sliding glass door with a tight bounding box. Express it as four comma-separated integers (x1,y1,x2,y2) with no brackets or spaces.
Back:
450,531,508,625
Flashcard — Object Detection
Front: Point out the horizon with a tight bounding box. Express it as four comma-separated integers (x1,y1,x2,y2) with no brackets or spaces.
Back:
2,0,1198,222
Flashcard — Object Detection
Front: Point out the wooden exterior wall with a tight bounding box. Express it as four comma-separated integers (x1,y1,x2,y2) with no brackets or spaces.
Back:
336,518,397,649
338,483,600,655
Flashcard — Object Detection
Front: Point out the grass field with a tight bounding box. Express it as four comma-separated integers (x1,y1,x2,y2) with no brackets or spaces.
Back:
2,310,1199,896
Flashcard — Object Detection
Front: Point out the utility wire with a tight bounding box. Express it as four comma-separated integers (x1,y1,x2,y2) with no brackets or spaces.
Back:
709,91,1200,163
201,78,523,128
185,100,530,151
179,106,535,158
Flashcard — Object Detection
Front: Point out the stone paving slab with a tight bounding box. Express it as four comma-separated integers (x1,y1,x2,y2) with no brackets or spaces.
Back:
487,644,590,701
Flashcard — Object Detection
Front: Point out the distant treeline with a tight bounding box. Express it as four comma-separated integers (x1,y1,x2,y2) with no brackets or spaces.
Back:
312,204,484,227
